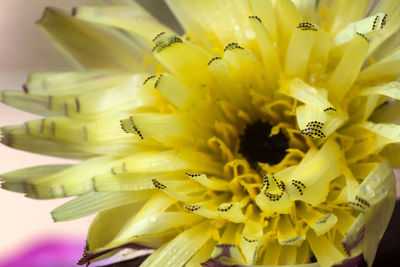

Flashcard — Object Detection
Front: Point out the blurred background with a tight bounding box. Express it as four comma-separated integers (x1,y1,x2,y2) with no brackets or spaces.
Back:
0,0,399,266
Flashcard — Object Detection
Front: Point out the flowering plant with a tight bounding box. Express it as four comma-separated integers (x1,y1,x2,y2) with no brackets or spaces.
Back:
2,1,400,266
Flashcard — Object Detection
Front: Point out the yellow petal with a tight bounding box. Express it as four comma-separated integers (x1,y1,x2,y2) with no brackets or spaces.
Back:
285,24,318,79
262,240,281,265
306,230,345,267
277,215,305,246
358,47,400,82
141,221,212,267
248,16,280,88
297,202,338,236
275,0,301,60
249,0,277,41
363,187,396,265
239,220,263,264
185,239,217,267
326,34,369,101
319,0,371,34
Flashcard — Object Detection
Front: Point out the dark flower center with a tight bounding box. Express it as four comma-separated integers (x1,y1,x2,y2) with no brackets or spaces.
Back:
239,121,289,166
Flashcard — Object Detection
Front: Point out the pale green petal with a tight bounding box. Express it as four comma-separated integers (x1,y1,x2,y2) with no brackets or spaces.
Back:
51,191,154,221
1,125,93,159
74,5,173,44
1,165,70,193
367,0,400,58
370,100,400,124
25,70,128,95
87,193,176,252
38,7,145,71
356,160,395,207
2,73,163,119
358,47,400,81
363,187,396,266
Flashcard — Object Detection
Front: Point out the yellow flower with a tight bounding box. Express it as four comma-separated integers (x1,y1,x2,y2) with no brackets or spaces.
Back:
1,0,400,266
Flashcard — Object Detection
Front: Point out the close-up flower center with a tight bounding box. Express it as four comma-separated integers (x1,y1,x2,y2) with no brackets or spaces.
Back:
1,1,400,267
239,120,289,167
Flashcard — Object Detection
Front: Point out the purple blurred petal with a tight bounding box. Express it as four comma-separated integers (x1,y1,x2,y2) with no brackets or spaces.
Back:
78,242,152,265
97,254,150,267
342,226,365,256
333,254,364,267
91,248,153,267
0,238,83,267
201,258,233,267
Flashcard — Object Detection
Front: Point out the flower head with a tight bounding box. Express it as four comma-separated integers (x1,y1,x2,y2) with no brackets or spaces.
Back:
1,1,400,266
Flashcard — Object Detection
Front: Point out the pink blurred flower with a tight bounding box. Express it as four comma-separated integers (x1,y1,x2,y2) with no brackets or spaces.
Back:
0,238,83,267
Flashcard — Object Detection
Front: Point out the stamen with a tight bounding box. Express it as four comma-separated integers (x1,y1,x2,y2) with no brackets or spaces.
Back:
291,179,306,195
243,236,258,243
248,15,262,23
224,43,244,52
152,32,166,42
264,190,283,201
315,214,332,224
143,75,156,85
280,236,303,245
323,107,336,112
356,32,370,42
185,205,201,211
297,22,317,31
372,16,379,30
261,174,270,190
129,117,144,139
355,195,371,207
217,203,233,212
208,57,222,66
185,172,201,177
152,179,167,190
154,74,163,88
348,201,366,210
381,14,388,27
152,37,183,53
300,121,326,138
